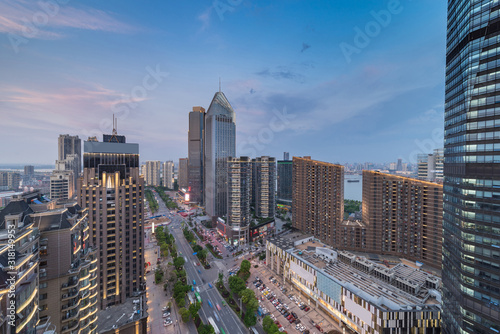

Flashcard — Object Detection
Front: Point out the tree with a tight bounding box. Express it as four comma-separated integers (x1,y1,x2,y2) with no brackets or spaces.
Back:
173,257,185,268
179,307,190,323
198,324,215,334
217,272,224,286
228,276,246,295
240,288,256,304
243,311,257,327
240,260,251,273
188,302,201,319
198,248,208,262
263,315,280,334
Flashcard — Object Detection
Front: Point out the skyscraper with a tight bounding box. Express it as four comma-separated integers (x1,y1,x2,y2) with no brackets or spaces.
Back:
188,106,206,204
204,91,236,218
163,161,174,189
292,156,344,246
145,160,161,186
443,2,500,332
252,156,276,218
78,131,144,308
178,158,189,189
50,170,74,201
58,134,81,190
277,159,292,205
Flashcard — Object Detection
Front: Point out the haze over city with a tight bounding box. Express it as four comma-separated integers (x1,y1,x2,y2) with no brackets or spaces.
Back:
0,0,446,164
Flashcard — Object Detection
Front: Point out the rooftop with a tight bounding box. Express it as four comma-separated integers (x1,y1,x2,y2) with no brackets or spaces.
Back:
96,296,147,333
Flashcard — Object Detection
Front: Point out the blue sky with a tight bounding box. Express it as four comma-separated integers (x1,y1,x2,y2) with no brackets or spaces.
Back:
0,0,446,165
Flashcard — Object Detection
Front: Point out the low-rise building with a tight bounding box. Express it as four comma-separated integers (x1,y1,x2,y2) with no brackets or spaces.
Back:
266,233,442,334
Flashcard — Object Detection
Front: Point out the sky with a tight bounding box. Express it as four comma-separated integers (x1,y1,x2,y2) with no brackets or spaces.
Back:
0,0,447,165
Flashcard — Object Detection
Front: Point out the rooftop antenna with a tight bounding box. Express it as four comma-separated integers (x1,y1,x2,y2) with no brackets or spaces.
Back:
112,114,117,135
219,77,221,92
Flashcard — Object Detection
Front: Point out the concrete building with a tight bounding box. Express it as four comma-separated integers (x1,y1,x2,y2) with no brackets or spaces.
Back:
24,165,34,177
162,161,174,189
188,106,206,204
443,1,500,332
0,172,21,190
78,131,144,309
252,156,276,218
34,203,98,333
361,171,443,269
224,157,252,246
58,135,81,172
267,234,442,334
56,154,80,191
277,159,292,206
145,161,161,187
50,170,74,201
292,156,344,247
417,149,443,183
178,158,189,190
204,91,236,219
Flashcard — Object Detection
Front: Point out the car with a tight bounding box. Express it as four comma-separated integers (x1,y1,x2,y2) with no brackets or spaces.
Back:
193,280,196,285
304,306,310,312
208,300,213,308
208,283,213,288
162,312,170,318
164,319,172,326
198,269,201,274
216,304,221,311
162,306,168,311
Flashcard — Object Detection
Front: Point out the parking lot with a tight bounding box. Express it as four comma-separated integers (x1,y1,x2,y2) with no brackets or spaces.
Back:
249,264,341,334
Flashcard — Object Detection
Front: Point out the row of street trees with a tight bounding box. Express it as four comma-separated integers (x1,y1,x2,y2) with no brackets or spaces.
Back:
228,259,258,327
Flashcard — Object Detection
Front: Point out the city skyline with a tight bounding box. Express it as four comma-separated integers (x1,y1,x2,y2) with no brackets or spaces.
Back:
0,0,446,165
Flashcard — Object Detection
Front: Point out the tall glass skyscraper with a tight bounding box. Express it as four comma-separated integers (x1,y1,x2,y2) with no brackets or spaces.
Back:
443,1,500,333
204,91,236,218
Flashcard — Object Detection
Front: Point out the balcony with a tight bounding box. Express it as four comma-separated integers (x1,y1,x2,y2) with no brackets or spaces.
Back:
61,297,80,311
61,308,80,322
61,320,79,333
62,276,79,290
61,287,79,301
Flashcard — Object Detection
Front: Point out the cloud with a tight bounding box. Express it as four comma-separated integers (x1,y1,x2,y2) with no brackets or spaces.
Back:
0,1,136,40
197,7,212,32
256,67,306,83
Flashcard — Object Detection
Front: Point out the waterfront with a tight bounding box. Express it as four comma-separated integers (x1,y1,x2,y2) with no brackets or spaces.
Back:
344,174,362,201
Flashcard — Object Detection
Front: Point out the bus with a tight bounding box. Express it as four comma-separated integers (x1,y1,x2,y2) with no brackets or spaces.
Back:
249,327,259,334
194,291,202,304
207,317,220,334
220,327,226,334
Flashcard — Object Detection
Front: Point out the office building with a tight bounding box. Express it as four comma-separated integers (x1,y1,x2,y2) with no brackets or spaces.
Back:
0,192,46,334
225,157,252,245
204,91,236,218
163,161,174,189
417,149,444,183
188,106,206,204
283,152,290,161
56,153,80,192
277,160,292,205
50,170,74,201
266,233,442,334
292,157,344,246
252,156,276,218
35,203,98,333
178,158,189,189
396,158,403,171
443,1,500,332
78,131,144,308
145,161,161,187
361,171,443,269
58,134,82,171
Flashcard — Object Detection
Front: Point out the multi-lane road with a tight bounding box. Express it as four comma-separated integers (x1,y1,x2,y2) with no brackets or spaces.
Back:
147,189,251,333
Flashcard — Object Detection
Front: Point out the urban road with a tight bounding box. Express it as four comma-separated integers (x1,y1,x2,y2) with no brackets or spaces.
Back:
146,190,251,334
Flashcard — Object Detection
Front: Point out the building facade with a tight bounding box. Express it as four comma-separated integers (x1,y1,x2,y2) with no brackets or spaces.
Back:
50,170,74,201
78,133,144,309
188,106,206,204
178,158,189,190
266,234,442,334
443,1,500,333
292,157,344,247
361,171,443,269
204,91,236,218
35,204,98,333
162,161,174,189
277,160,292,206
145,161,161,187
226,157,252,246
252,156,276,218
417,149,443,183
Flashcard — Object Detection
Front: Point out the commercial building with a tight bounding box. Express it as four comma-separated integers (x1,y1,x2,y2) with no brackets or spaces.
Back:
443,1,500,332
35,203,98,333
162,161,174,189
78,131,145,309
188,106,206,204
224,157,252,246
277,159,292,206
56,154,80,192
145,161,161,187
292,156,344,247
361,171,443,270
50,170,75,201
266,234,442,334
204,91,236,219
58,135,82,191
178,158,189,190
417,149,443,183
252,156,276,218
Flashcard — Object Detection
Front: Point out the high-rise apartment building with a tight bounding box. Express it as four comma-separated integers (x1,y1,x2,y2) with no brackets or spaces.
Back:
277,159,292,205
178,158,189,189
443,1,500,332
145,161,161,187
204,91,236,218
58,135,81,190
361,171,443,269
35,203,98,333
417,149,444,182
252,156,276,218
78,132,144,308
226,157,252,245
56,153,80,192
283,152,290,161
50,170,74,201
163,161,174,189
24,165,34,177
292,156,344,246
188,106,206,204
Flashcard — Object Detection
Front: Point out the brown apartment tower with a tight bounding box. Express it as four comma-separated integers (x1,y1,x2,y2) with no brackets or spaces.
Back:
78,131,144,309
292,156,344,246
361,170,443,268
